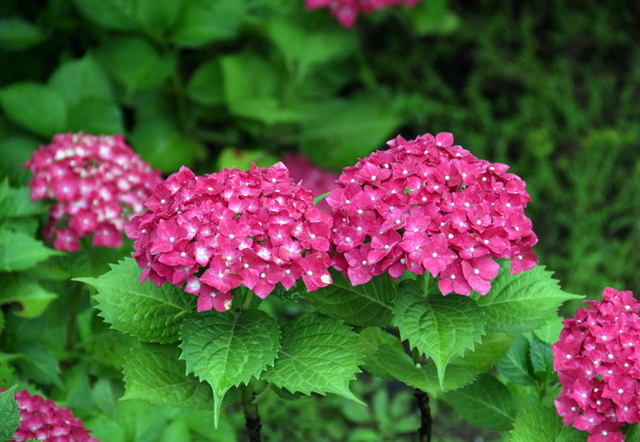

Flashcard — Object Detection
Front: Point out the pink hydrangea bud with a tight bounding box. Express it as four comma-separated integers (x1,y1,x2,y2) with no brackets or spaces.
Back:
281,153,339,213
4,388,99,442
126,163,334,312
553,287,640,442
24,133,162,252
305,0,423,28
327,132,537,296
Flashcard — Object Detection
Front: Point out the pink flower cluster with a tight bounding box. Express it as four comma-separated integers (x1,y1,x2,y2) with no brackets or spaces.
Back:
126,164,334,312
327,132,537,296
553,288,640,442
305,0,422,28
281,153,340,213
24,133,162,252
4,388,98,442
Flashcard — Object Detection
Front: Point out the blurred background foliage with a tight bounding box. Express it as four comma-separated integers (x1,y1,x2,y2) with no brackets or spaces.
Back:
1,0,639,440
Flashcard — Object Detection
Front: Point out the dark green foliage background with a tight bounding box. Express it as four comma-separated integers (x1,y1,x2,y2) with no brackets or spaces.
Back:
0,0,639,440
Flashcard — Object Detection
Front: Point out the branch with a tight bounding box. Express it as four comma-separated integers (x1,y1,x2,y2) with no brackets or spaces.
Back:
415,388,432,442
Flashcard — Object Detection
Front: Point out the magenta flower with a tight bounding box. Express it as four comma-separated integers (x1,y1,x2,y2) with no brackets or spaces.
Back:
553,287,640,441
4,388,99,442
281,153,339,213
24,133,162,252
126,163,333,313
305,0,423,29
327,132,537,296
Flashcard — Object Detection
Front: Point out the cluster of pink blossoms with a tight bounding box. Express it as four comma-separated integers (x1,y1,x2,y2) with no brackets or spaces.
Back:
24,133,162,252
326,132,537,296
305,0,422,28
4,388,98,442
125,164,334,312
553,288,640,442
281,153,340,213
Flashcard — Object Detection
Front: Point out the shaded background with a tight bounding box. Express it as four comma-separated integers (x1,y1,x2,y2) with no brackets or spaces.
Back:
1,0,639,440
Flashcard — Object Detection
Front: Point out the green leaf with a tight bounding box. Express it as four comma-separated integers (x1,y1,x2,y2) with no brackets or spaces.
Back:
455,330,515,373
186,59,224,106
216,147,279,171
87,315,140,370
0,229,60,272
130,121,198,173
0,136,39,187
0,179,49,222
170,0,244,48
76,258,193,343
533,315,565,345
72,0,136,30
299,96,402,171
84,415,125,442
136,0,183,35
123,343,214,410
0,354,18,390
446,373,516,431
262,313,364,405
496,335,537,387
100,37,176,94
0,385,18,441
0,273,57,318
0,82,67,137
376,344,476,396
530,334,554,375
510,405,586,442
14,345,61,387
48,55,114,107
394,279,484,387
472,262,582,333
0,18,42,50
303,269,395,327
358,327,404,378
67,98,124,135
179,309,280,427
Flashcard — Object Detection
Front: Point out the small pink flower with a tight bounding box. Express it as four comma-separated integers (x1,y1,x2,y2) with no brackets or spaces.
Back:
5,388,99,442
24,133,161,251
305,0,424,28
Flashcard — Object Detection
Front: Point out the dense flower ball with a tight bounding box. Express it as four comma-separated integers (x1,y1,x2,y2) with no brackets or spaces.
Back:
24,133,162,252
305,0,422,28
327,132,537,296
4,388,99,442
553,288,640,442
281,153,340,213
126,163,334,312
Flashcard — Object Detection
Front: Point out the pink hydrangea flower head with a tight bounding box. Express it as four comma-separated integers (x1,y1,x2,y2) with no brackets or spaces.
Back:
305,0,423,28
553,287,640,441
4,388,99,442
24,133,162,252
126,163,334,312
327,132,537,296
281,153,339,213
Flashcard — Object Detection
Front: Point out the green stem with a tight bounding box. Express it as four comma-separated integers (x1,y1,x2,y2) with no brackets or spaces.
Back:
251,383,272,405
241,384,262,442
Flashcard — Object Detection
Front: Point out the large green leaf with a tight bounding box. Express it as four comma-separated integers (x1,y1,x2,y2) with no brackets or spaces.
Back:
358,327,404,378
510,405,586,442
135,0,183,35
496,335,537,387
472,262,582,333
0,229,60,272
14,345,61,387
530,333,554,375
179,309,280,427
455,330,515,373
376,344,476,396
48,55,114,107
0,385,18,441
170,0,244,48
0,19,42,51
130,121,198,173
123,343,214,410
76,258,194,343
0,273,57,318
0,136,39,187
0,82,67,137
394,279,484,387
262,313,364,405
67,98,124,135
72,0,136,31
446,373,517,431
0,179,48,222
186,59,224,106
303,270,395,327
